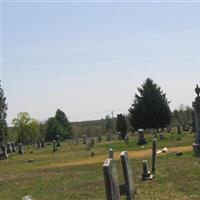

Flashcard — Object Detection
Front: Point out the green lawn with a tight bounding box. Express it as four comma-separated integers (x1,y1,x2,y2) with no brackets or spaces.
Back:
0,132,199,200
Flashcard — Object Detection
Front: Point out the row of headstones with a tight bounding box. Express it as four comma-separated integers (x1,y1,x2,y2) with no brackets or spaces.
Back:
103,139,157,200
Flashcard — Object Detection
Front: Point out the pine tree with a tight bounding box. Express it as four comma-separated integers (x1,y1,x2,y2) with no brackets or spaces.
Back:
0,82,8,145
129,78,171,130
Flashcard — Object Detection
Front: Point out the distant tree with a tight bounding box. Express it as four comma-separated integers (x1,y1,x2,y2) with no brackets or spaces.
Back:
116,114,127,139
0,82,7,145
12,112,39,144
105,115,112,133
129,78,171,130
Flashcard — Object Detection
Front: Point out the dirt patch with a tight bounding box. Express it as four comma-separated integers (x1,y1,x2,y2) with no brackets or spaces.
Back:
36,145,192,170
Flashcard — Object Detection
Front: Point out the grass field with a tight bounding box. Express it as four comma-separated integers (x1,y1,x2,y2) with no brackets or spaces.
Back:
1,132,200,200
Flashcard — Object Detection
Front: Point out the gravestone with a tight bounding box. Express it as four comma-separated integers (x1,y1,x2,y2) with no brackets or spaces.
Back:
7,143,13,153
90,137,95,148
152,139,157,174
137,129,146,145
41,139,45,147
109,148,113,159
159,132,164,140
36,140,41,149
141,160,153,180
192,84,200,154
0,145,8,159
103,158,120,200
177,125,181,134
11,142,16,152
18,143,24,155
52,140,57,152
124,135,129,145
75,138,79,145
83,134,87,144
120,151,135,200
97,135,102,142
55,135,61,147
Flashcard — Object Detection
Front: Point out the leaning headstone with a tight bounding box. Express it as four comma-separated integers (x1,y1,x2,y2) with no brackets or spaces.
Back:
109,148,114,159
41,139,45,147
55,135,61,147
137,129,146,145
0,145,8,160
103,158,120,200
11,142,16,152
7,143,13,153
120,151,135,200
141,160,153,180
152,139,157,174
52,140,57,152
18,143,24,155
193,84,200,154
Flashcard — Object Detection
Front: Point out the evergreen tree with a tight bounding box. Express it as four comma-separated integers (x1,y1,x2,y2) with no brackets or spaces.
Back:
129,78,171,130
0,83,8,145
116,114,127,139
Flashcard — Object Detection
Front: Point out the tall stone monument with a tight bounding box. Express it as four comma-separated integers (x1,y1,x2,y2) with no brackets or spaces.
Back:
192,84,200,155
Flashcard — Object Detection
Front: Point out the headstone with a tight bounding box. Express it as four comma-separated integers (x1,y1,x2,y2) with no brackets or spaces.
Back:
7,143,13,153
55,135,61,147
182,124,186,132
41,139,45,147
177,125,181,134
83,134,86,144
124,135,129,145
97,135,102,142
141,160,153,180
137,129,146,145
0,145,8,159
103,158,120,200
18,143,24,155
109,148,113,159
90,137,95,148
52,140,57,152
152,139,157,174
193,84,200,154
11,142,16,152
120,151,135,200
36,140,41,149
159,132,164,140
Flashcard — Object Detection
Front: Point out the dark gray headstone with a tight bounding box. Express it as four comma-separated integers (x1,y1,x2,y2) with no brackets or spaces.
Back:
120,151,135,200
52,140,57,152
103,158,120,200
137,129,146,145
18,143,24,155
141,160,153,180
7,143,12,153
0,145,8,160
11,142,16,152
55,135,61,147
152,139,157,173
36,140,41,149
41,139,45,147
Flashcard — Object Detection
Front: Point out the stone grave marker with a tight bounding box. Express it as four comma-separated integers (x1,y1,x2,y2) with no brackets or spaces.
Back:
52,140,57,152
109,148,113,159
11,142,16,152
120,151,135,200
55,135,61,147
159,132,164,140
141,160,153,180
83,134,86,144
7,143,13,153
137,129,146,145
103,158,120,200
41,139,45,147
152,139,157,174
36,140,41,149
18,143,24,155
0,145,8,160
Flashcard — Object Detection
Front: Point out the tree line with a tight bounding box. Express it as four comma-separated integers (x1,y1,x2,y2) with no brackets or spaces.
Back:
0,78,194,146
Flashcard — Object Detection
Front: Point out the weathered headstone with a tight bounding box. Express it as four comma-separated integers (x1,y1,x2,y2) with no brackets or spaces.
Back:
7,143,13,153
137,129,146,145
152,139,157,174
83,134,87,144
90,137,95,148
109,148,113,159
193,84,200,154
55,135,61,147
177,125,181,134
52,140,57,152
11,142,16,152
36,140,41,149
41,139,45,147
141,160,153,180
120,151,135,200
103,158,120,200
18,143,24,155
0,145,8,159
97,135,102,142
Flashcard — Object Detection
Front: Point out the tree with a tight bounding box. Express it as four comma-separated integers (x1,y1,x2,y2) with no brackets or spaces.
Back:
12,112,39,144
105,115,112,133
116,114,127,139
0,82,8,145
129,78,171,130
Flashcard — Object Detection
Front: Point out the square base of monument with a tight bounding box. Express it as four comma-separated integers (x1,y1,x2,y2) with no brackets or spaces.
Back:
141,171,154,181
193,143,200,155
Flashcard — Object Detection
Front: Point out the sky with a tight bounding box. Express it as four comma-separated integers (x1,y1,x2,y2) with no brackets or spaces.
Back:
1,0,200,125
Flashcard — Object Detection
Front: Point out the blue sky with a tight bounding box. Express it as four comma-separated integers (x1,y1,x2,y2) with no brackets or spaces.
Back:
1,1,200,124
